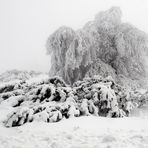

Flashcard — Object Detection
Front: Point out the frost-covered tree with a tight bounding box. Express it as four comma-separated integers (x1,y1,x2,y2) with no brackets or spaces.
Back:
46,26,76,80
114,23,148,79
46,7,148,87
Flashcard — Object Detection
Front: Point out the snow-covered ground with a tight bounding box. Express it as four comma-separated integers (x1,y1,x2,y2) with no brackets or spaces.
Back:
0,105,148,148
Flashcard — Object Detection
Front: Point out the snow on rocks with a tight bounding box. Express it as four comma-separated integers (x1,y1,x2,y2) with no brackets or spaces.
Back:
0,75,147,127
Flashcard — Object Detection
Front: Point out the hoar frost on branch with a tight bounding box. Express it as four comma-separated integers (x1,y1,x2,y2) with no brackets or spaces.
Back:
46,7,148,87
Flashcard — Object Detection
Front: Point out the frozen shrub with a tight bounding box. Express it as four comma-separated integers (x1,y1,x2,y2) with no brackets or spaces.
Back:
5,107,31,127
48,76,67,87
2,75,148,127
1,95,25,107
67,105,80,118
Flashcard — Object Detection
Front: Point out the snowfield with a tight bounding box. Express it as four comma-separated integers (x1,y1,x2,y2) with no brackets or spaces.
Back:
0,105,148,148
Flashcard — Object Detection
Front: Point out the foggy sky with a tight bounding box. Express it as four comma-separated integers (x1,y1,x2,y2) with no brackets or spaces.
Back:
0,0,148,73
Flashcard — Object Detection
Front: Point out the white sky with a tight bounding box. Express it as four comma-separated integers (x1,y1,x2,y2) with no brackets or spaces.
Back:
0,0,148,73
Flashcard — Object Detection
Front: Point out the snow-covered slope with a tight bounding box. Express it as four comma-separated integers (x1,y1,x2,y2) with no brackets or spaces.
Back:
0,69,42,83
